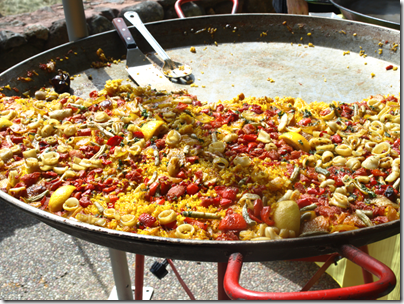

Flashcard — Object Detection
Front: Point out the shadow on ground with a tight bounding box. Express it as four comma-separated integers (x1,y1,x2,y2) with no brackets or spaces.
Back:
0,198,39,242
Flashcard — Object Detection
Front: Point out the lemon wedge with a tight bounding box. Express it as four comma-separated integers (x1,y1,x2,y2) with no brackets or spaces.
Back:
278,132,310,152
140,120,164,141
0,117,12,129
49,185,76,212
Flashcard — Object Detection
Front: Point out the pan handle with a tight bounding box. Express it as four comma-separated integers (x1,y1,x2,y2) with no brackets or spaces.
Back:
223,244,396,300
174,0,238,18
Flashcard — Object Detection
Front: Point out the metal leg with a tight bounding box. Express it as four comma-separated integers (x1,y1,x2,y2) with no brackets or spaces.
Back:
62,0,89,41
135,255,145,300
359,245,374,284
300,253,340,291
218,262,231,300
108,248,134,300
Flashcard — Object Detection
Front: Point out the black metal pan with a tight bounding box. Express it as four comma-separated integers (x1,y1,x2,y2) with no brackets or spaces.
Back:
330,0,400,30
0,14,400,262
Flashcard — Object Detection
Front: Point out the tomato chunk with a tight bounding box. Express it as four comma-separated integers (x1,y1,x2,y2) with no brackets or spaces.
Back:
186,183,199,195
218,213,247,231
200,196,220,207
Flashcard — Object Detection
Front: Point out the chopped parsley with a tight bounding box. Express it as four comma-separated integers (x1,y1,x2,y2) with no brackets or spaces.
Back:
141,109,149,118
303,109,312,118
184,109,194,116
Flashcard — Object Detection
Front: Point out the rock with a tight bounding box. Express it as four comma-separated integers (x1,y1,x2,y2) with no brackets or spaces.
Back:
36,6,55,14
46,19,69,49
94,7,120,21
157,0,177,7
163,7,179,19
0,30,27,50
10,20,26,27
120,1,164,23
194,0,228,8
24,24,49,40
104,0,125,3
244,0,275,13
88,14,114,35
213,0,239,14
180,2,205,17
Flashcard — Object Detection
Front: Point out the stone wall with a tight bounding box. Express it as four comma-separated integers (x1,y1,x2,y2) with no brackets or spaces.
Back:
0,0,274,72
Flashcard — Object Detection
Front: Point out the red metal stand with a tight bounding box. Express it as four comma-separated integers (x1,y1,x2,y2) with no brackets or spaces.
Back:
174,0,238,18
133,245,394,300
135,255,145,300
218,263,231,300
223,244,396,300
167,259,196,300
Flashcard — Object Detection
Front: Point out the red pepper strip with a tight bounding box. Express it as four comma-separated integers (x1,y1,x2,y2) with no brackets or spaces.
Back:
176,102,188,111
253,199,263,218
243,134,257,142
10,135,24,143
76,128,92,136
89,90,98,98
200,196,220,207
248,209,262,223
106,136,124,146
133,131,144,138
184,217,207,230
109,194,119,204
386,65,393,70
296,197,312,209
306,188,318,195
260,206,274,226
162,221,177,230
138,213,156,228
148,181,159,197
371,169,388,178
298,118,311,126
102,185,117,193
247,142,257,152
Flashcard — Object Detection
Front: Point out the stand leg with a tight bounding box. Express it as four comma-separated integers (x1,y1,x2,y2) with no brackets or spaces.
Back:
135,255,145,300
218,262,230,300
62,0,89,41
108,248,134,300
359,245,374,284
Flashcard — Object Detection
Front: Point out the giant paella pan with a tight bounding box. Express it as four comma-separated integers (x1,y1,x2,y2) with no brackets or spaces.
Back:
0,14,400,263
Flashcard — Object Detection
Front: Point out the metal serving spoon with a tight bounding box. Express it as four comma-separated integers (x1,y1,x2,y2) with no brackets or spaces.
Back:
124,11,192,79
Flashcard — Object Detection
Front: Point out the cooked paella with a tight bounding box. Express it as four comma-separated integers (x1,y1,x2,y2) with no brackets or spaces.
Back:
0,80,400,240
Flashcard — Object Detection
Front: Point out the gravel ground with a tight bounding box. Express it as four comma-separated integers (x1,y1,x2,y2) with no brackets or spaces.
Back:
0,199,340,300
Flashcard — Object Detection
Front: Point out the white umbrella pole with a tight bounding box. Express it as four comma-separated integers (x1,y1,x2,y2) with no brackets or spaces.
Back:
62,0,88,41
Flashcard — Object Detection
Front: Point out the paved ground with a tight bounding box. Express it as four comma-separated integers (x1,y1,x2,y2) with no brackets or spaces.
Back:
0,198,341,300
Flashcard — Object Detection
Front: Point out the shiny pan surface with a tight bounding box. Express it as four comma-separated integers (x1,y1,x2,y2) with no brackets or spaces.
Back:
330,0,400,30
0,14,400,262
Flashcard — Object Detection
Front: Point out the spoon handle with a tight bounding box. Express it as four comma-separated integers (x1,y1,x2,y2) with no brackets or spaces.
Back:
124,12,172,63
